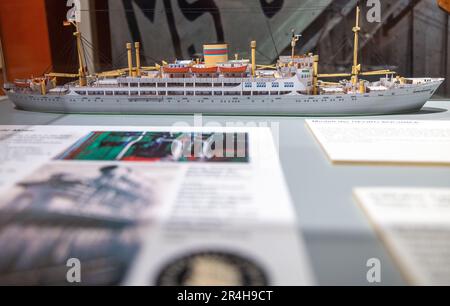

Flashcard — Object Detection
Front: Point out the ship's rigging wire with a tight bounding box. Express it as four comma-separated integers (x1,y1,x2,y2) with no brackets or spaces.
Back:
318,38,351,68
366,34,389,69
77,6,334,13
42,3,447,78
115,50,131,65
82,34,162,71
255,49,273,63
82,34,152,69
141,54,161,64
80,30,276,69
313,4,392,75
311,1,348,56
264,18,280,59
39,36,76,77
80,35,95,77
82,39,94,76
59,3,353,70
81,36,115,70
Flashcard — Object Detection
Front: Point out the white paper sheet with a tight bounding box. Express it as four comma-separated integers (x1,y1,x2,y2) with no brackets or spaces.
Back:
0,126,87,192
355,188,450,285
126,225,314,286
0,125,313,286
306,120,450,165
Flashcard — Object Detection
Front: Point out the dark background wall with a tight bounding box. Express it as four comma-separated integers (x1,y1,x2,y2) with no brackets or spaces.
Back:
310,0,450,97
0,0,53,95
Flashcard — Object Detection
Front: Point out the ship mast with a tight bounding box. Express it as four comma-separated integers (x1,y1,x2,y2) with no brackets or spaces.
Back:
48,21,88,86
351,4,361,85
47,20,88,86
317,2,396,87
71,20,88,86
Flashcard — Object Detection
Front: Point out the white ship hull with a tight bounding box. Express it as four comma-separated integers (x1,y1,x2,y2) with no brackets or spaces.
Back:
7,79,443,116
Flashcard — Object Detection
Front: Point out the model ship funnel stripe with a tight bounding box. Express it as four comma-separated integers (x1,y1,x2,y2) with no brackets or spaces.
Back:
204,49,228,55
204,44,228,67
204,53,228,56
205,52,227,56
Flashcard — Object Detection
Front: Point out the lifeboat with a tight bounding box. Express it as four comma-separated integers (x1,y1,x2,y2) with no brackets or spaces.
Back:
219,65,248,73
163,66,190,74
31,77,47,84
13,79,31,88
191,66,218,74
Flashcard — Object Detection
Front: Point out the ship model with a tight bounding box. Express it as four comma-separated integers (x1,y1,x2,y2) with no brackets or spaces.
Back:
3,4,444,116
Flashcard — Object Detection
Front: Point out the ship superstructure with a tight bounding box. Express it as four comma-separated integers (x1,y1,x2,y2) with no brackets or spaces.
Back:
3,4,444,115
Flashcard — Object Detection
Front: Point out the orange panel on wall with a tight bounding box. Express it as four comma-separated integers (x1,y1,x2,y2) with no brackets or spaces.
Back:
0,70,4,96
0,0,52,82
439,0,450,13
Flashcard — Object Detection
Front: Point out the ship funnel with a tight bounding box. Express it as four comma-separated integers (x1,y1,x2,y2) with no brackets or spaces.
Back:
203,44,228,67
135,42,141,76
127,43,133,77
251,41,256,77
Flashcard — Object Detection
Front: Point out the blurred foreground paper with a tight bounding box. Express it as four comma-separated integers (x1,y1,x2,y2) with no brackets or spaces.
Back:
0,125,312,285
355,188,450,285
125,225,313,286
306,120,450,165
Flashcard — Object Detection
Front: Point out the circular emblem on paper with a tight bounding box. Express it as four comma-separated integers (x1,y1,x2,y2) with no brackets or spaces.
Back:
155,251,268,286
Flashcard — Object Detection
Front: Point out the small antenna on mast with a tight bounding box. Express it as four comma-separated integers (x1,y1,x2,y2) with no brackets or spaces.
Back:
290,29,302,59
